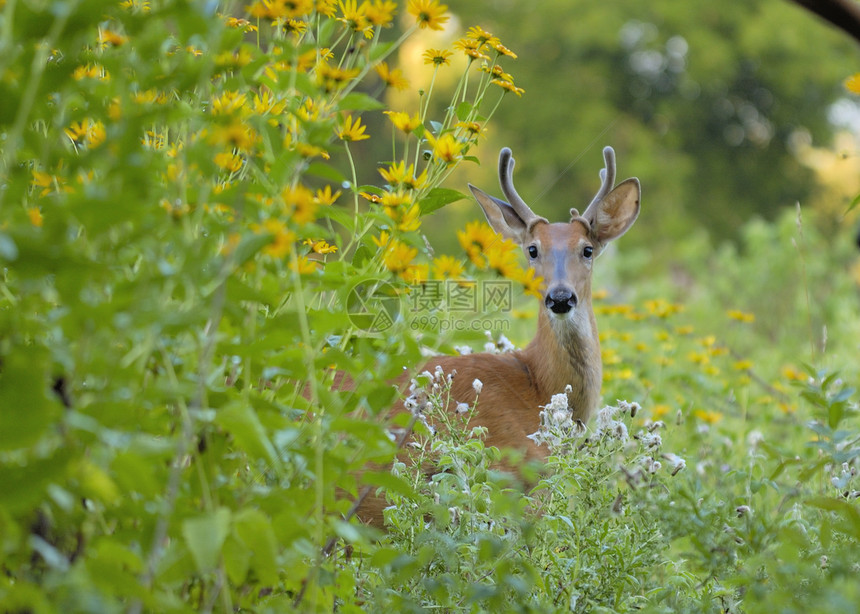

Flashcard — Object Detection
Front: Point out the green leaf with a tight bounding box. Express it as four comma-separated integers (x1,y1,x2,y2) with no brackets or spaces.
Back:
306,161,346,183
233,508,280,585
339,92,385,112
0,349,61,451
455,101,474,121
182,508,232,573
419,187,468,215
806,497,860,539
215,402,282,474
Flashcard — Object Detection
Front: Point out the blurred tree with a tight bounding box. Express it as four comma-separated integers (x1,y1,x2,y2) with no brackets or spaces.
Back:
433,0,860,246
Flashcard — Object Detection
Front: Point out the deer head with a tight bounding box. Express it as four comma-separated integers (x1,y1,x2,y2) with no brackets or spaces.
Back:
468,147,640,330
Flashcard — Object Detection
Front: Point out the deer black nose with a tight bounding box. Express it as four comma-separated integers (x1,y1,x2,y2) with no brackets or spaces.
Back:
545,287,577,314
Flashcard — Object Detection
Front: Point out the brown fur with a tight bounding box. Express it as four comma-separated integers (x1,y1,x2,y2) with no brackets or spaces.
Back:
352,148,640,527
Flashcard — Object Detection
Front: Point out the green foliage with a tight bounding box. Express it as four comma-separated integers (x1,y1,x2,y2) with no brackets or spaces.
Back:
2,0,860,612
448,0,857,245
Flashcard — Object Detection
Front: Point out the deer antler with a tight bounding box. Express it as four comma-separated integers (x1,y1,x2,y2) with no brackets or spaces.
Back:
575,146,616,222
499,147,546,230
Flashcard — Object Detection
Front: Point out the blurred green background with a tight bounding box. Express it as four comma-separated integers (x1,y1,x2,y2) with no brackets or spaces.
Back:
356,0,860,262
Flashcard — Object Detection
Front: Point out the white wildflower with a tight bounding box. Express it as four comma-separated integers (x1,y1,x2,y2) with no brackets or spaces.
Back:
454,344,472,355
472,378,483,394
638,430,662,449
641,457,661,474
455,402,470,414
736,505,752,517
746,429,764,450
495,334,515,353
662,452,686,476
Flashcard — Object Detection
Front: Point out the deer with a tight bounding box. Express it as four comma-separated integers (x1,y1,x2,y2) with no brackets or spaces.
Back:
354,146,641,527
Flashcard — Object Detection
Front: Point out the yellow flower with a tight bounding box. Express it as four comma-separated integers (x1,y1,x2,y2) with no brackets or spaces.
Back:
845,73,860,95
316,62,361,91
211,91,247,116
484,242,519,276
314,185,341,205
727,309,755,323
432,255,465,279
407,0,448,30
493,42,517,59
98,28,128,47
491,78,525,96
457,220,497,261
27,207,43,227
304,238,338,254
423,48,453,66
383,239,418,274
513,266,543,299
397,204,421,232
315,0,338,17
208,119,258,151
454,37,489,61
214,151,243,172
336,114,370,141
466,26,499,47
283,184,318,224
64,119,105,149
257,218,296,259
73,64,110,81
253,89,287,116
384,110,422,134
379,161,427,190
364,0,396,26
733,359,754,371
224,16,258,31
652,404,671,418
338,0,372,37
402,263,429,284
481,63,513,83
372,230,390,248
781,365,807,381
455,121,485,141
693,409,722,424
291,255,320,274
375,62,409,90
425,132,463,164
675,325,694,335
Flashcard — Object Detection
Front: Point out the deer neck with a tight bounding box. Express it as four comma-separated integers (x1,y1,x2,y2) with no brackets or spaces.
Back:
518,304,602,420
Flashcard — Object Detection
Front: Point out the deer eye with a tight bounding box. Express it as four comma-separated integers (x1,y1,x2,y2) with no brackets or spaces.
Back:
582,245,594,259
528,245,538,259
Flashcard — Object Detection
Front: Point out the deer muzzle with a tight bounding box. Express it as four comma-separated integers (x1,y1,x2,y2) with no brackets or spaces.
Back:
545,286,577,315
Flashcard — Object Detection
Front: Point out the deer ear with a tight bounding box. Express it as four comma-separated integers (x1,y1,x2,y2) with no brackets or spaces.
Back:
589,178,640,245
468,184,528,243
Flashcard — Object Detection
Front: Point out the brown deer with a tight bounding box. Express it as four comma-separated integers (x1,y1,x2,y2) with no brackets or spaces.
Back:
356,146,641,526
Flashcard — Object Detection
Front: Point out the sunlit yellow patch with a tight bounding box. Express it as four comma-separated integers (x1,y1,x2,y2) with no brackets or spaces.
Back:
27,207,43,227
844,73,860,95
693,409,722,424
